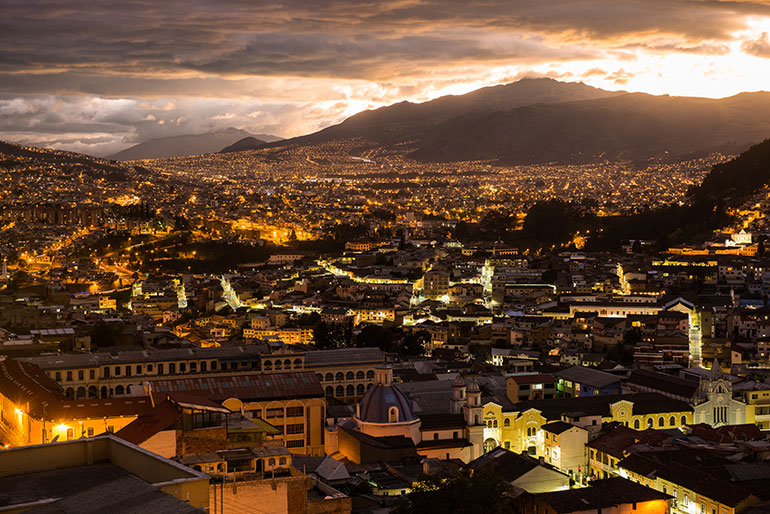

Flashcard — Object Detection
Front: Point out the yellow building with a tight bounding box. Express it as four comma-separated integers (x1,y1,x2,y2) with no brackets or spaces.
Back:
480,393,693,458
149,371,327,456
737,385,770,430
0,357,147,447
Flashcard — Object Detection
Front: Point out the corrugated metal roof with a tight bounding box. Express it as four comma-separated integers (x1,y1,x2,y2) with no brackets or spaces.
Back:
149,371,323,401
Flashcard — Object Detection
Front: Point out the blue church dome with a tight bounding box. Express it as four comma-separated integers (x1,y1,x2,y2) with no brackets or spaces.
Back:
357,366,416,424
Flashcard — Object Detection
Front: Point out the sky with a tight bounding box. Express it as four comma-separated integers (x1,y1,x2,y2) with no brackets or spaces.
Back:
3,0,770,156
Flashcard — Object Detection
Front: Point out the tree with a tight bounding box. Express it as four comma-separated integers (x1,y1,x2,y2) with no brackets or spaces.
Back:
393,469,514,514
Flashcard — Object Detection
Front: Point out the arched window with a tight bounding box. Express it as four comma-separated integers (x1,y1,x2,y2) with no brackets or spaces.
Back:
504,418,510,427
493,419,498,428
274,361,282,370
325,386,333,396
647,417,653,428
681,415,687,426
658,416,664,427
335,385,344,396
356,371,364,379
76,387,86,399
669,416,675,426
346,371,354,380
100,386,108,398
279,457,287,465
65,387,74,399
366,370,374,379
325,373,333,381
336,372,344,381
268,458,275,467
634,419,640,429
293,358,302,368
264,360,272,371
389,407,399,423
88,386,97,399
367,383,373,390
316,374,323,382
357,384,365,395
115,385,124,396
346,384,354,396
283,359,291,368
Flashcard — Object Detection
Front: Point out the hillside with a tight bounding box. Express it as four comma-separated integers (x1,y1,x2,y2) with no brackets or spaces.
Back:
108,128,280,161
269,78,770,165
219,136,266,153
0,141,131,181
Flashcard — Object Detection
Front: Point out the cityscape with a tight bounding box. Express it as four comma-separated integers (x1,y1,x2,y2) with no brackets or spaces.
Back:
4,2,770,514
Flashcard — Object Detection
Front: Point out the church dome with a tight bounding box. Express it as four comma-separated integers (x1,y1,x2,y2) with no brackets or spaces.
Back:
467,379,480,393
356,366,416,424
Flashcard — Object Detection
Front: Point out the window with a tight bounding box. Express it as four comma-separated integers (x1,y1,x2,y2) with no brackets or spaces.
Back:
251,408,262,419
266,408,284,418
55,372,61,381
268,458,275,466
279,457,287,465
346,384,354,396
125,366,131,377
89,370,95,380
211,361,218,371
190,362,197,372
453,431,458,438
357,384,365,394
325,373,333,381
294,358,302,368
658,416,664,427
200,362,207,372
346,371,354,380
670,416,676,426
158,363,164,374
336,372,344,381
634,419,640,429
169,363,176,374
179,363,186,373
78,370,84,380
286,406,304,417
286,423,304,434
66,428,74,440
336,385,344,396
103,367,110,378
106,425,114,433
434,433,439,440
366,370,374,379
493,419,498,428
87,427,94,437
504,418,510,427
647,418,653,428
325,386,333,396
356,371,364,379
286,439,304,448
681,415,687,426
389,407,399,423
66,371,73,381
147,364,153,372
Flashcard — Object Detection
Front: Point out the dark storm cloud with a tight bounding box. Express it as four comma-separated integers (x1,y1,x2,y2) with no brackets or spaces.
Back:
2,0,768,81
2,0,770,154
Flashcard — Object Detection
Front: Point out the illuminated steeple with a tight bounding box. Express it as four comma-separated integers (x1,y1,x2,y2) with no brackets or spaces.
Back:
689,309,702,368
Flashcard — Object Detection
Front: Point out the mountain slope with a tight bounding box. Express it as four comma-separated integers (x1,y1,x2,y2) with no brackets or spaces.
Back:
281,78,622,148
219,136,266,153
0,140,131,181
108,128,281,161
269,78,770,165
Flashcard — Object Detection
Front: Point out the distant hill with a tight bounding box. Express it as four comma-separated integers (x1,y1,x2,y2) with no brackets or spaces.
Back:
0,140,133,182
270,78,770,165
108,128,282,161
219,136,267,153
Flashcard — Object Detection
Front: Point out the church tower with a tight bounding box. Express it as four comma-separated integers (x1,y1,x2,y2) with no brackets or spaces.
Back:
693,359,745,427
689,309,702,368
463,380,485,459
450,375,467,415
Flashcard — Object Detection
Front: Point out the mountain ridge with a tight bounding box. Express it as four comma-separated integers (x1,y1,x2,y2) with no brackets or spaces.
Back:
264,78,770,165
107,128,282,161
